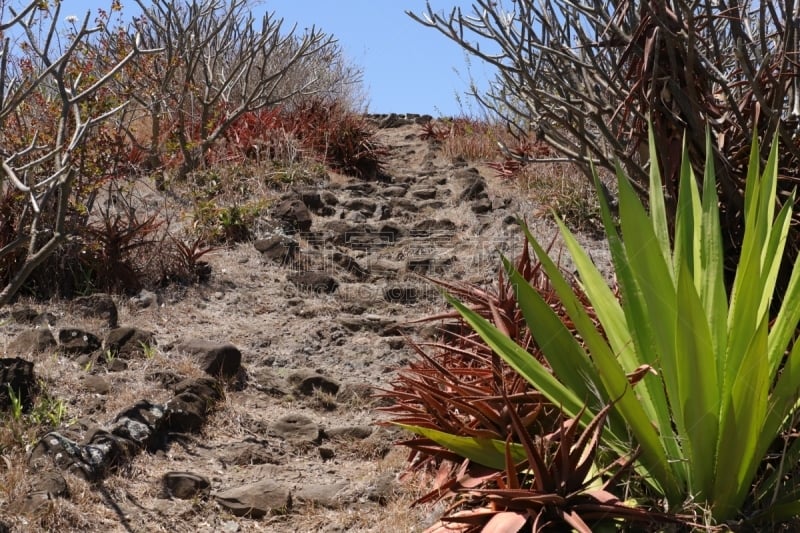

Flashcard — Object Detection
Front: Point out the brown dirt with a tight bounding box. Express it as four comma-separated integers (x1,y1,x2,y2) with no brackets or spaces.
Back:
0,122,612,532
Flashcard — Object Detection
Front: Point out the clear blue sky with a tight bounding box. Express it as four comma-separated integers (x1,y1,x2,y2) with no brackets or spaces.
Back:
65,0,494,117
266,1,494,116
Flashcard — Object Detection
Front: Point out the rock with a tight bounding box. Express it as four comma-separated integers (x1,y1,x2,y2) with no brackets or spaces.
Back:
363,472,398,505
288,370,340,396
248,368,289,396
410,187,438,200
413,218,456,236
320,190,339,206
58,328,101,355
177,340,242,379
0,357,37,411
163,472,211,500
164,392,208,432
253,235,298,265
104,327,156,359
214,480,291,518
217,440,283,466
7,329,56,356
380,185,408,197
82,374,111,395
457,172,488,202
110,400,166,445
295,188,323,211
383,285,418,304
325,426,374,440
19,469,69,514
172,377,223,403
273,198,312,233
471,197,493,214
330,252,369,280
287,271,338,294
342,198,377,216
74,293,118,327
130,289,160,309
294,482,348,509
270,414,321,443
319,447,335,461
392,198,420,213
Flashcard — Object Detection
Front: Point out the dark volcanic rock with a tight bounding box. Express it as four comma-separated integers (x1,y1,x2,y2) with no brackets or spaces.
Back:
288,370,340,396
177,340,242,379
163,472,211,500
273,198,312,233
104,327,156,359
58,329,101,355
0,357,37,412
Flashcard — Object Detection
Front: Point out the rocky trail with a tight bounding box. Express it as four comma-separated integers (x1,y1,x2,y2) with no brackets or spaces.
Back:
0,120,611,532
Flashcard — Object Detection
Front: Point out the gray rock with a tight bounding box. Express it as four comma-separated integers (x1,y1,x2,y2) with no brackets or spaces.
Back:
270,414,320,443
74,293,118,327
214,480,291,517
325,426,374,440
177,340,242,379
287,271,338,294
330,252,369,280
342,198,377,216
410,187,438,200
8,329,56,356
273,198,312,233
163,472,211,500
253,235,298,265
82,375,111,395
294,482,348,509
217,440,283,466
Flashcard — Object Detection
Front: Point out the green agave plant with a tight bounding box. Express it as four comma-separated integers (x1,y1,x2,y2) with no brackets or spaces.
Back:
401,130,800,524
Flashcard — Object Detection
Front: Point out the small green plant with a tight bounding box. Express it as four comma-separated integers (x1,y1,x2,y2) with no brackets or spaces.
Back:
140,341,157,360
30,395,68,428
103,349,116,366
6,385,23,422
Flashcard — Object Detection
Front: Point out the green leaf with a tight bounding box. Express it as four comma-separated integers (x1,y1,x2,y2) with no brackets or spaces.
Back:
395,424,526,471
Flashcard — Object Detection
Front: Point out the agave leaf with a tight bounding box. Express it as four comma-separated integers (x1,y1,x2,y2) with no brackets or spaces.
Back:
698,132,727,375
444,294,589,424
482,512,527,533
395,424,527,471
674,259,718,499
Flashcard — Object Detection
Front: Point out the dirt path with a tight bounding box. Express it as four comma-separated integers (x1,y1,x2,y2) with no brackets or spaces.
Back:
0,122,611,532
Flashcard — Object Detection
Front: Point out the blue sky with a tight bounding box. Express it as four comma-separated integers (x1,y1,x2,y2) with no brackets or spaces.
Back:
65,1,495,117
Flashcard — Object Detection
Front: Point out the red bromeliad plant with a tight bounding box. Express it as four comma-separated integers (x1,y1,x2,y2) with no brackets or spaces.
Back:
384,239,672,530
